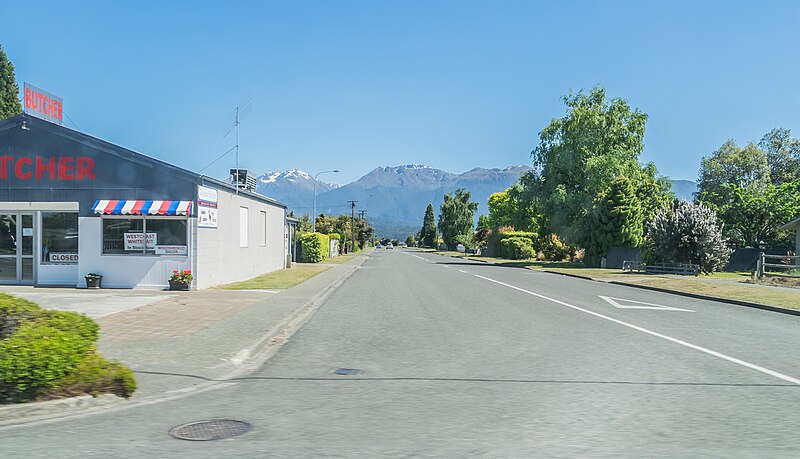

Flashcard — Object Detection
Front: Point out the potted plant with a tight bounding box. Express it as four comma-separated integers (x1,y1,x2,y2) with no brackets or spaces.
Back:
169,269,193,291
85,273,103,289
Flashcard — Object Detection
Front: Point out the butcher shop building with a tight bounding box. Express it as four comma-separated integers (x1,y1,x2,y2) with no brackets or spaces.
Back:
0,112,289,289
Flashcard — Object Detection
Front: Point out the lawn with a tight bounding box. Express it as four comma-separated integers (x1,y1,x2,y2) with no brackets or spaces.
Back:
218,265,329,290
622,277,800,310
435,250,800,308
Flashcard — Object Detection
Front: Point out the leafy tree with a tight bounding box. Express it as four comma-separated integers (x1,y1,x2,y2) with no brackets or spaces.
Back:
759,128,800,186
486,190,514,228
528,87,661,247
438,188,478,250
420,203,437,248
586,176,644,266
697,140,770,207
635,164,674,226
0,46,22,120
644,202,730,274
713,181,800,248
405,233,417,247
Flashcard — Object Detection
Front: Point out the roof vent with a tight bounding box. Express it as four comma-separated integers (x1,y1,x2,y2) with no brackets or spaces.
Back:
230,169,257,192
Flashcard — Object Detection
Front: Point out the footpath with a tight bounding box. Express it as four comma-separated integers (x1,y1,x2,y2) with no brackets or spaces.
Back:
0,253,368,426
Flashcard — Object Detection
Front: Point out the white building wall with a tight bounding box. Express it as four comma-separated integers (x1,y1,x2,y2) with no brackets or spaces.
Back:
77,217,192,289
195,189,285,289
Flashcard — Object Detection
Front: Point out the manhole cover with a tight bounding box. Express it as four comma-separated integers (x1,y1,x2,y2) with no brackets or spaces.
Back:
333,368,361,375
169,419,252,441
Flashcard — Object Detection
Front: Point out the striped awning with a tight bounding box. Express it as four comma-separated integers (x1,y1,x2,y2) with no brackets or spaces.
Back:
92,200,194,216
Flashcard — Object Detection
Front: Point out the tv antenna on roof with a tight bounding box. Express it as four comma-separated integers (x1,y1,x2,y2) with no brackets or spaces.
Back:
220,95,253,193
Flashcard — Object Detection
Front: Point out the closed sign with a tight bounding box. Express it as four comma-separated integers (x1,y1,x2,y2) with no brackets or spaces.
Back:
50,253,78,263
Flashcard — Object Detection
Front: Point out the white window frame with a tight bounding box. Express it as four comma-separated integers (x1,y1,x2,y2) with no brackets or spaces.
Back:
100,215,189,256
240,207,249,248
259,211,267,247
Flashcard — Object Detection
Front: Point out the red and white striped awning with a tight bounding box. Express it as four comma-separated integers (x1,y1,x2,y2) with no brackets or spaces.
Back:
92,200,193,216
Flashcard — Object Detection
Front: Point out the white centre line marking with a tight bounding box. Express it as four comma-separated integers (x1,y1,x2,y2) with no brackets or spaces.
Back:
475,274,800,385
412,255,426,261
459,270,468,273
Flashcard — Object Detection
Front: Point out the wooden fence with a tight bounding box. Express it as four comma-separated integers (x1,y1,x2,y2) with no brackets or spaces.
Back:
757,252,800,280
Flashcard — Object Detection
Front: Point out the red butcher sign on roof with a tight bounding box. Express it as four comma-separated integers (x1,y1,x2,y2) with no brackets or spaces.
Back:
23,83,63,125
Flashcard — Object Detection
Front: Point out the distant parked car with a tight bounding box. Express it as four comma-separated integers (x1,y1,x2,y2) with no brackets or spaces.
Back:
376,243,383,249
386,243,394,249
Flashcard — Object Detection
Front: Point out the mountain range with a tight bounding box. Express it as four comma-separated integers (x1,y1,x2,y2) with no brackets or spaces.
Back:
257,165,532,239
257,166,699,239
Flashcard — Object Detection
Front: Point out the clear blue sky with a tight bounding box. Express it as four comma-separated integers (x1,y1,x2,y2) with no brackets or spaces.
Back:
2,1,798,184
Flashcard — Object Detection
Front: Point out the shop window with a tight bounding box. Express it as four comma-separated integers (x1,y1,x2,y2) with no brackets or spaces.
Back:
42,212,79,264
102,217,187,255
103,218,145,254
146,219,188,255
240,207,249,248
260,211,267,246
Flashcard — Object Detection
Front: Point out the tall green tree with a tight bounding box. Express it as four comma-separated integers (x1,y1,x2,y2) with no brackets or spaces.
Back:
714,181,800,248
759,128,800,186
438,188,478,250
420,204,437,248
697,140,770,207
0,45,22,120
586,176,644,266
527,86,665,247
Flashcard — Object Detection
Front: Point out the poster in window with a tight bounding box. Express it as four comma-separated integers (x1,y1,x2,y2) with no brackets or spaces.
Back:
124,232,157,251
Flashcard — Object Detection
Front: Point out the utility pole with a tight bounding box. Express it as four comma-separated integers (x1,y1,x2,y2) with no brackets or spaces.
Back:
358,210,367,221
348,200,358,253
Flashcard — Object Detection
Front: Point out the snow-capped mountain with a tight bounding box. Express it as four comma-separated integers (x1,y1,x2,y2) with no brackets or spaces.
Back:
259,164,532,238
256,169,340,210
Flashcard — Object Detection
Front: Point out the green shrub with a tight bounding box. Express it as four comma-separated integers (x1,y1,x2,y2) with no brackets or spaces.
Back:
487,228,538,257
0,293,41,339
500,237,537,260
327,233,341,241
35,310,99,345
0,323,95,402
540,233,572,261
46,352,137,399
0,294,136,403
299,232,330,263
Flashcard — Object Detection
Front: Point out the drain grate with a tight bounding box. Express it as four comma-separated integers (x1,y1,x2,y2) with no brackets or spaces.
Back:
169,419,253,441
333,368,361,375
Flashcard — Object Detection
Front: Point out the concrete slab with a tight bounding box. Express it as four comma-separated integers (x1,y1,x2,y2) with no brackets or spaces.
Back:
0,286,175,318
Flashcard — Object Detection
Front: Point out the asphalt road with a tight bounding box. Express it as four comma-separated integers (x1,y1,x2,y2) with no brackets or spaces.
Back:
3,249,800,457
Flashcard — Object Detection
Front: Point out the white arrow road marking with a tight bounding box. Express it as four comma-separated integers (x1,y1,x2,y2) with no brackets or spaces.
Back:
599,295,695,312
475,274,800,385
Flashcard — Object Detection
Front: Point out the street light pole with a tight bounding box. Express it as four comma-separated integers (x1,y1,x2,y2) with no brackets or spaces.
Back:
312,170,339,233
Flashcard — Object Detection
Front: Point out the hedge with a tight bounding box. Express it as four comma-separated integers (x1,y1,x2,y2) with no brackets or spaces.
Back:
487,228,538,257
500,237,537,260
0,293,136,403
298,232,330,263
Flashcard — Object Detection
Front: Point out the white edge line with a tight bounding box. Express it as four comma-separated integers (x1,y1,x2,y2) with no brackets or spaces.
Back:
475,274,800,386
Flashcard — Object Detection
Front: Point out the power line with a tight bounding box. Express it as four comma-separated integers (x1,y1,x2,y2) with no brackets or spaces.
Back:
63,112,80,130
199,145,237,173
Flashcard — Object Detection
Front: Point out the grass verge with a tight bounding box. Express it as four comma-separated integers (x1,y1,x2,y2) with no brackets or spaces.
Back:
432,251,800,310
218,265,330,290
620,277,800,310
